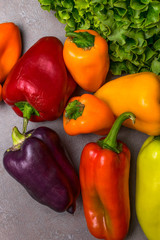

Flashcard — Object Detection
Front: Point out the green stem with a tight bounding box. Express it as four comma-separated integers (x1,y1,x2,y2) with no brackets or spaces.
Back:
66,32,82,38
66,31,95,49
98,112,136,153
12,127,26,146
10,126,32,151
15,101,40,134
65,100,85,120
23,118,29,134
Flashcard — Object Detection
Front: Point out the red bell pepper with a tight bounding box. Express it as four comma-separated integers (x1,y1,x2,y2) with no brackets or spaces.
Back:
2,37,76,132
80,112,136,240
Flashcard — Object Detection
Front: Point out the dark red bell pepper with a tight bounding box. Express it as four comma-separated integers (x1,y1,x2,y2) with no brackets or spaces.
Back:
79,112,136,240
3,126,80,214
2,37,76,132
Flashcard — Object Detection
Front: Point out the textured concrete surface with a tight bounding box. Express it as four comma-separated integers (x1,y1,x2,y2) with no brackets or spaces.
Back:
0,1,148,240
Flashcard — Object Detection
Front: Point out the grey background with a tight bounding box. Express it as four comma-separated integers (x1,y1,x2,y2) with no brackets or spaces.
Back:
0,1,148,240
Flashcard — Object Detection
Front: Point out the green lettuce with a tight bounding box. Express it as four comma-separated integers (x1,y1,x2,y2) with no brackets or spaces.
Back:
38,0,160,75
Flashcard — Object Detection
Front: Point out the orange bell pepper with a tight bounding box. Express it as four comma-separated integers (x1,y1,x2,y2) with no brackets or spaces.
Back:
63,94,115,136
0,22,22,83
63,29,109,92
95,72,160,136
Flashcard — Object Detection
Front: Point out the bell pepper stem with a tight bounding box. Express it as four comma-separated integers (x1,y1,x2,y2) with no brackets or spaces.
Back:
11,126,32,151
23,118,29,134
66,32,82,38
22,103,33,134
65,100,85,120
98,112,136,153
15,101,40,133
12,126,26,146
66,31,95,49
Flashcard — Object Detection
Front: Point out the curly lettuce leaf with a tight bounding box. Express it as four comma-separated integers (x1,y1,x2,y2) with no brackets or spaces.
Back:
38,0,160,75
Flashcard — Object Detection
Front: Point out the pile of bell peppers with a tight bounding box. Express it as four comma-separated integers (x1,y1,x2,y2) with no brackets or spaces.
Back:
0,21,160,240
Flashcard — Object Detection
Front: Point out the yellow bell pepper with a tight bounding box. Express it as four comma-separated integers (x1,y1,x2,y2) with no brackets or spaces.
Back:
95,72,160,136
136,135,160,240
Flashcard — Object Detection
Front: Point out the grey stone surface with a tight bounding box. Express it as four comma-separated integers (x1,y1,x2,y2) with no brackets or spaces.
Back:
0,1,148,240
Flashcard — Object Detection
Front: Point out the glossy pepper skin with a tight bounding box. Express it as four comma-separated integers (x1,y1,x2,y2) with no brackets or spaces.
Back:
80,112,135,240
3,126,80,214
95,72,160,135
63,29,109,92
136,135,160,240
2,37,76,123
63,94,115,136
0,22,21,83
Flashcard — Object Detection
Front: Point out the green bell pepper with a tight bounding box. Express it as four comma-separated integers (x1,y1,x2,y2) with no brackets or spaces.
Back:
136,135,160,240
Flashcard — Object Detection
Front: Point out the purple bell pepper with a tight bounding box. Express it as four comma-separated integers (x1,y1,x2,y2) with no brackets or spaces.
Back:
3,126,80,214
